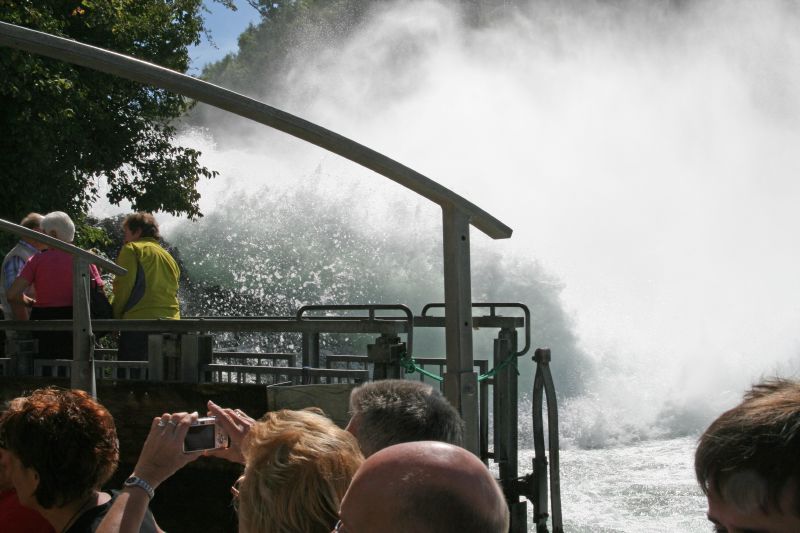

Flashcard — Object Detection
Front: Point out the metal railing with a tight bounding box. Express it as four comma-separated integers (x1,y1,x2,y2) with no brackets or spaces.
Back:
0,218,126,395
0,288,559,532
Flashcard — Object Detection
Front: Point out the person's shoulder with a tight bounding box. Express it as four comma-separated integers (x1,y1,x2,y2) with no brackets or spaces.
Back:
21,250,44,268
43,248,73,266
116,241,140,260
129,238,160,250
97,491,159,533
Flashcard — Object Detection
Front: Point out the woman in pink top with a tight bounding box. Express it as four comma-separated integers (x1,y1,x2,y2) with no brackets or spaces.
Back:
6,212,102,360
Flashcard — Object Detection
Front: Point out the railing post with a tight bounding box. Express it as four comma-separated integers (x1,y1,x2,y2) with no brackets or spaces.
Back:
494,327,526,532
367,334,404,380
6,334,36,376
148,334,164,381
180,333,213,383
441,205,479,455
71,257,95,397
301,332,320,368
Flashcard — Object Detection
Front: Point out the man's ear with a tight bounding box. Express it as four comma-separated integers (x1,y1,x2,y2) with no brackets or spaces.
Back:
345,414,360,437
23,465,40,500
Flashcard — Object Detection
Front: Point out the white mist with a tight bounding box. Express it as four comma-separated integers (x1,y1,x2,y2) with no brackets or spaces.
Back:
93,2,800,528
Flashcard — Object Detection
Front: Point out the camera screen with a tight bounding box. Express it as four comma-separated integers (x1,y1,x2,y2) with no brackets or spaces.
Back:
184,423,216,452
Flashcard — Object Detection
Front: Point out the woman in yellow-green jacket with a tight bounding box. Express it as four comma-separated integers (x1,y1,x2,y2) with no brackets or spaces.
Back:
112,212,180,361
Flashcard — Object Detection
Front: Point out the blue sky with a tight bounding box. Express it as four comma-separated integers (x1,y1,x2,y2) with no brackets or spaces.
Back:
188,1,262,73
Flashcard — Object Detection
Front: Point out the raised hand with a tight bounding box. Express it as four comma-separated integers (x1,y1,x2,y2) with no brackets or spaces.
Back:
203,401,256,464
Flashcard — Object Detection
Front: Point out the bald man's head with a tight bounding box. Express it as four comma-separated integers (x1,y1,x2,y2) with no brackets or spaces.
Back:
337,441,509,533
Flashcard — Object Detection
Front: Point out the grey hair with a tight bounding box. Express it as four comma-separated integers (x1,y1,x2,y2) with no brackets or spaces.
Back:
41,211,75,243
348,379,465,457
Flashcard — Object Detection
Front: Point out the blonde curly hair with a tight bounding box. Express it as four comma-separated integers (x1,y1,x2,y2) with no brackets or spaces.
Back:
237,408,363,533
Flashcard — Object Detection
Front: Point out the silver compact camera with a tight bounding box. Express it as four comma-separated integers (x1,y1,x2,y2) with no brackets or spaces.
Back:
183,416,230,453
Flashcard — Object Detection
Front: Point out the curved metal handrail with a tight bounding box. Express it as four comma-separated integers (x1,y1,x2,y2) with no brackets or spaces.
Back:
296,304,413,357
0,21,512,240
0,219,126,274
421,302,530,356
531,347,563,533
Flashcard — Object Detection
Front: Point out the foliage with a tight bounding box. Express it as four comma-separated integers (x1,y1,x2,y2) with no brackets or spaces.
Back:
0,0,218,228
194,0,381,127
198,0,501,97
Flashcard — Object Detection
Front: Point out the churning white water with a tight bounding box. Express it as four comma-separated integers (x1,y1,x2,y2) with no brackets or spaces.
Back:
96,1,800,529
555,437,706,532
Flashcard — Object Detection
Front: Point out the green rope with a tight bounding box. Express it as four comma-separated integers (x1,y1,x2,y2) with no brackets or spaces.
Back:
478,354,519,381
399,351,520,383
400,353,444,382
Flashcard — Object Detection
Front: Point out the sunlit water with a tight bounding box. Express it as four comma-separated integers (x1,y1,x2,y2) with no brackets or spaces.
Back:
550,437,707,532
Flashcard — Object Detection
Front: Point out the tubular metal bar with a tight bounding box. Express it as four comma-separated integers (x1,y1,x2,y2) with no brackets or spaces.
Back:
0,21,511,241
0,219,125,274
421,302,531,356
531,348,563,533
71,256,95,396
203,364,368,382
297,304,414,357
495,327,525,531
0,318,411,334
414,315,524,329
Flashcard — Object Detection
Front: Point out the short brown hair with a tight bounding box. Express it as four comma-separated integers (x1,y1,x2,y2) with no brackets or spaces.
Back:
238,408,363,533
19,212,43,229
0,388,119,509
123,212,160,239
695,378,800,515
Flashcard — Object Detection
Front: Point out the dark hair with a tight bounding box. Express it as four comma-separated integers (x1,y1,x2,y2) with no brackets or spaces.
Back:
0,388,119,508
19,212,43,230
349,380,465,456
695,378,800,515
123,212,160,240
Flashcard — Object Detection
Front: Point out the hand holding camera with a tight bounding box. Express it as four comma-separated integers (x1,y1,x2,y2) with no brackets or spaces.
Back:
131,412,203,493
202,400,255,464
127,402,252,502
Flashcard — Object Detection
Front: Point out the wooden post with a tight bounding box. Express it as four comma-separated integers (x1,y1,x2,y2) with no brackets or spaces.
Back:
441,205,479,455
71,257,95,397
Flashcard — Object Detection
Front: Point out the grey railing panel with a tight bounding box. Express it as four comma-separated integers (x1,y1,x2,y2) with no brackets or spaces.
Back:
0,21,512,240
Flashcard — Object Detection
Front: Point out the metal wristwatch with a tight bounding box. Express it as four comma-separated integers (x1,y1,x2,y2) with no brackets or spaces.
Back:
123,475,155,499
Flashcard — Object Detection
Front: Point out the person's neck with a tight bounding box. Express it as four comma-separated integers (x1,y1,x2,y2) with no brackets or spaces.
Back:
41,490,103,533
